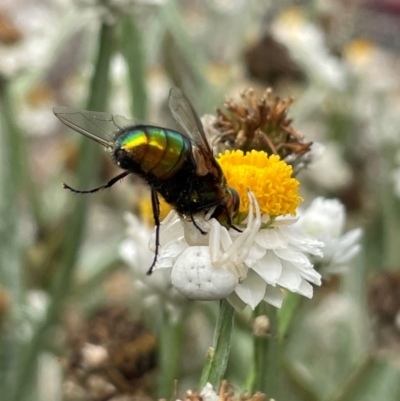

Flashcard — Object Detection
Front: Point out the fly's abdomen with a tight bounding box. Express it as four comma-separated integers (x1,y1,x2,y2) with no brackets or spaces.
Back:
115,126,191,178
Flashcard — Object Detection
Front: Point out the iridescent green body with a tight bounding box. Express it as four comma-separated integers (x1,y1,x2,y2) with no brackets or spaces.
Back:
114,126,191,179
112,125,235,219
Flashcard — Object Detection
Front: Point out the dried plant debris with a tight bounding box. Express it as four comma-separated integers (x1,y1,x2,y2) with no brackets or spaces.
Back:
0,286,11,328
64,305,157,400
244,35,304,83
174,381,267,401
368,271,400,324
368,271,400,353
211,88,311,161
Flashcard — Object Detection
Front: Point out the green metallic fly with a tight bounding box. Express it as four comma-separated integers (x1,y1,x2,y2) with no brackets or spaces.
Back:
54,88,239,273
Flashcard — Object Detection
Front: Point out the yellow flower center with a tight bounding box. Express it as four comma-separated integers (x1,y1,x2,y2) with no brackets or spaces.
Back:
217,150,302,217
140,195,171,226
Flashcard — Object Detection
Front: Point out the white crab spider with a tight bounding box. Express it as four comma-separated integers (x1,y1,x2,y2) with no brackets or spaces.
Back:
170,191,262,300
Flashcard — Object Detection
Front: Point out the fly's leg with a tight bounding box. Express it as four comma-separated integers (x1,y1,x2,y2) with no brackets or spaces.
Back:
147,188,161,275
62,171,130,194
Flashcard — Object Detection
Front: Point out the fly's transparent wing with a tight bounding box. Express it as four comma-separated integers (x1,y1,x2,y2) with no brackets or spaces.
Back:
168,88,212,153
53,107,140,147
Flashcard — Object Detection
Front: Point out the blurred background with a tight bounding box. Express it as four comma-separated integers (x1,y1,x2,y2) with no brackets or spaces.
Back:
1,0,400,400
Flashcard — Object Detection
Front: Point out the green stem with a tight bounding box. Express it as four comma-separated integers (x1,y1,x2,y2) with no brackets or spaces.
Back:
157,310,185,398
120,15,148,120
253,303,280,397
159,0,212,109
9,23,115,401
278,292,302,339
282,358,320,401
199,299,235,390
0,77,24,304
0,76,24,398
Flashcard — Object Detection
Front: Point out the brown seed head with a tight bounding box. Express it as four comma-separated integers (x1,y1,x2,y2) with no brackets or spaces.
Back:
212,88,311,160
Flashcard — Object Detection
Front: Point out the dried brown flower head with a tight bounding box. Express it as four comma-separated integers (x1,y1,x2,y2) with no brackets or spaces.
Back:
65,305,157,399
0,12,22,45
368,271,400,324
210,88,311,161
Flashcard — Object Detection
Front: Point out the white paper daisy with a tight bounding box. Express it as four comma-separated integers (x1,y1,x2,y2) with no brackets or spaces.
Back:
152,150,323,310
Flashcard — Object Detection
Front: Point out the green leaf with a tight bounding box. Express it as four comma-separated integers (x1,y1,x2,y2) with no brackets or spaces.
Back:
329,357,400,401
9,23,116,401
120,15,148,120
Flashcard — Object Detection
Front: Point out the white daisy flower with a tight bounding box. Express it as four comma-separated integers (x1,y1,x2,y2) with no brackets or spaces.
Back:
151,150,323,310
296,197,363,276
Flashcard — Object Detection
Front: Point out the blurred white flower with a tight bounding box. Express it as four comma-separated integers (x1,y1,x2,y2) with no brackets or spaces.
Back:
119,212,185,320
303,142,352,192
296,197,362,276
153,192,323,310
393,167,400,198
272,8,347,90
344,39,399,93
0,0,67,77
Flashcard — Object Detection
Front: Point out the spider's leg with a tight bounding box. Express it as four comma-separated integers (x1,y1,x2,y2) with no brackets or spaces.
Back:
210,219,233,264
213,191,261,267
236,191,261,263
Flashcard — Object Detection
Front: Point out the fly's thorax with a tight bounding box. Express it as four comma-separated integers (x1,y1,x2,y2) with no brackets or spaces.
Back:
112,126,192,179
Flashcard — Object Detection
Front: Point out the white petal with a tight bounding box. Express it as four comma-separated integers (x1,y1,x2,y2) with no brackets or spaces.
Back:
160,239,187,259
255,228,289,249
276,261,302,291
297,266,322,286
333,244,361,264
171,246,237,301
235,271,266,309
156,217,184,248
247,241,267,262
154,256,174,270
226,292,248,311
252,251,282,285
154,240,188,270
274,248,312,269
279,226,324,256
263,286,285,308
337,228,363,249
296,279,313,298
272,215,299,226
